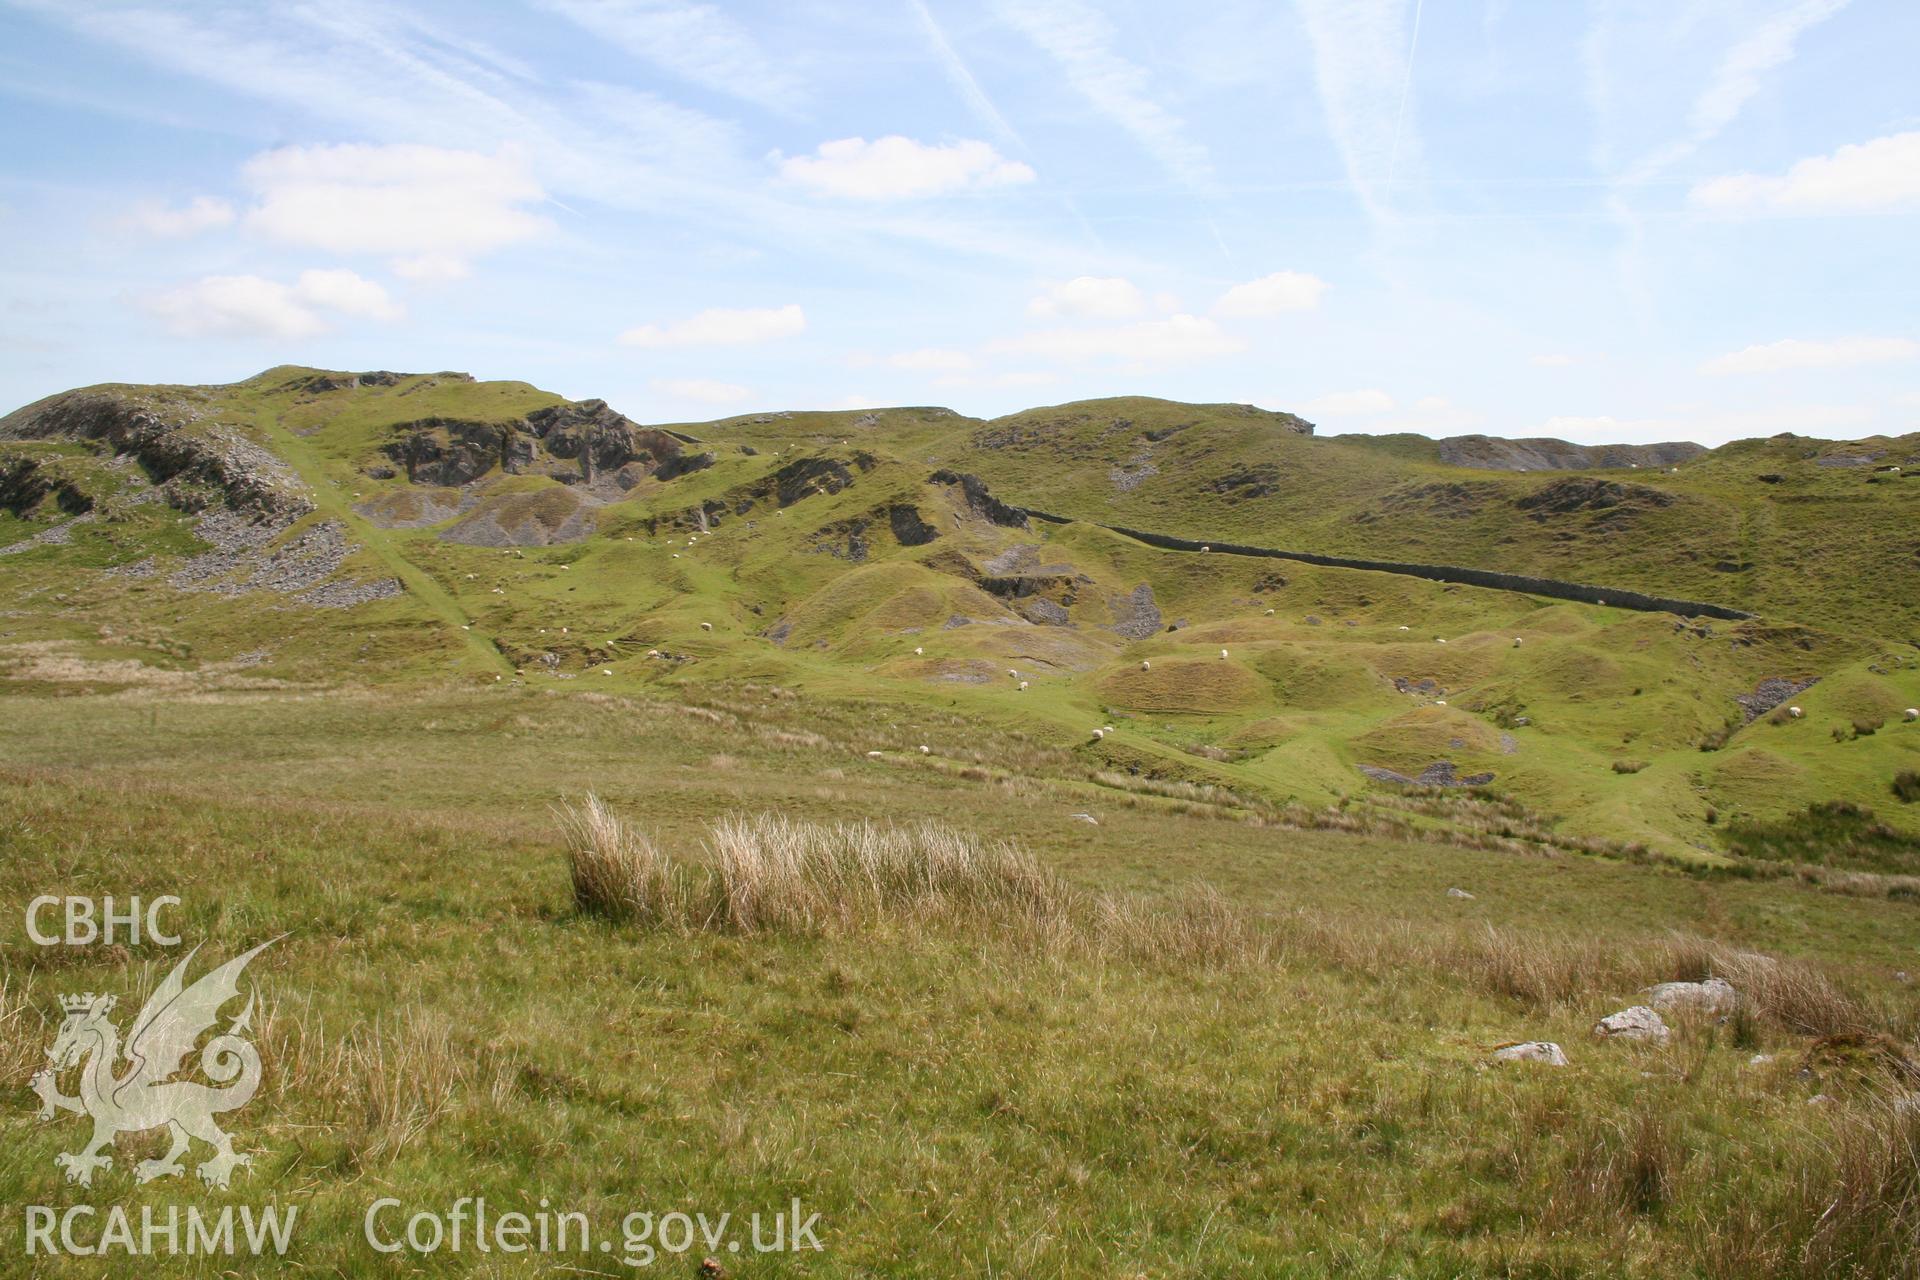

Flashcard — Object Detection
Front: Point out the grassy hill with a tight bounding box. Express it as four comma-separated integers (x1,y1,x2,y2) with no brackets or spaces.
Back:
4,368,1920,1276
4,369,1916,864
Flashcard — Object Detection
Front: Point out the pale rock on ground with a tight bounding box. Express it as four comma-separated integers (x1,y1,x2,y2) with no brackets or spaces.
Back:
1646,977,1738,1016
1593,1006,1671,1043
1491,1042,1568,1066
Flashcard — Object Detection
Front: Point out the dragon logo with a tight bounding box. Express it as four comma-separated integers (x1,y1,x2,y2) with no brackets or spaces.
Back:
29,937,280,1190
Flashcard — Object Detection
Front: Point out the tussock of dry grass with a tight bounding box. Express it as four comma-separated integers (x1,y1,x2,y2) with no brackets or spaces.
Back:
1683,1094,1920,1279
0,974,46,1087
561,797,1075,936
559,793,709,930
560,796,1900,1042
261,999,487,1168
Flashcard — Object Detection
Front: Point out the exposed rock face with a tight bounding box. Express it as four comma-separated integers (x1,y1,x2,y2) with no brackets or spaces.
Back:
381,401,702,492
770,456,861,505
1491,1042,1567,1066
0,391,312,518
886,504,940,546
0,455,94,517
1436,435,1705,471
526,400,697,484
1205,463,1281,501
1593,1006,1671,1043
1514,477,1676,518
1646,978,1738,1016
929,470,1029,529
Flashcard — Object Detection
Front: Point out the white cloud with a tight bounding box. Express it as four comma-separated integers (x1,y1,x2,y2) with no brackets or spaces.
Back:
392,255,472,283
138,269,402,339
618,304,806,348
1701,337,1920,376
1531,353,1578,368
535,0,806,114
291,268,406,321
1293,0,1423,220
1683,0,1850,158
1303,389,1394,416
910,0,1025,151
1213,271,1327,317
1690,131,1920,214
995,0,1212,188
1027,276,1147,320
241,143,549,277
775,136,1034,200
650,377,751,404
889,348,975,372
991,314,1243,365
120,196,235,237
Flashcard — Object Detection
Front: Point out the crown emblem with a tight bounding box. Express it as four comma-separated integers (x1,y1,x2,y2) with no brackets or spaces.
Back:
59,992,114,1014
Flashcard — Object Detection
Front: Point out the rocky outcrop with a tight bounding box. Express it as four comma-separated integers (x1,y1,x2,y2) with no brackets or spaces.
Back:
886,504,940,546
929,470,1029,529
381,400,702,492
1436,435,1705,472
1514,477,1676,518
0,391,312,519
0,454,94,517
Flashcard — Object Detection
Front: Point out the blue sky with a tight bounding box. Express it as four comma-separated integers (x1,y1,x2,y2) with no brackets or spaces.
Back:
1,0,1915,443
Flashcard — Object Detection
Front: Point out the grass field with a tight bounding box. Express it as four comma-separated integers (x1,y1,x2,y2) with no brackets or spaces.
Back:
2,685,1918,1277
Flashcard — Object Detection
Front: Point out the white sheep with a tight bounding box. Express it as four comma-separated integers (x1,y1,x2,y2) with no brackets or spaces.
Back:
1436,700,1447,706
1219,648,1229,660
646,649,660,657
1513,637,1523,647
1200,545,1211,553
1398,625,1410,631
913,646,923,655
1140,660,1151,671
1018,680,1029,690
700,622,713,632
1788,706,1803,718
1103,724,1114,733
602,668,612,676
918,744,930,754
1263,608,1275,616
1090,728,1105,740
1435,638,1447,644
1905,708,1919,722
1008,669,1018,679
867,750,883,758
